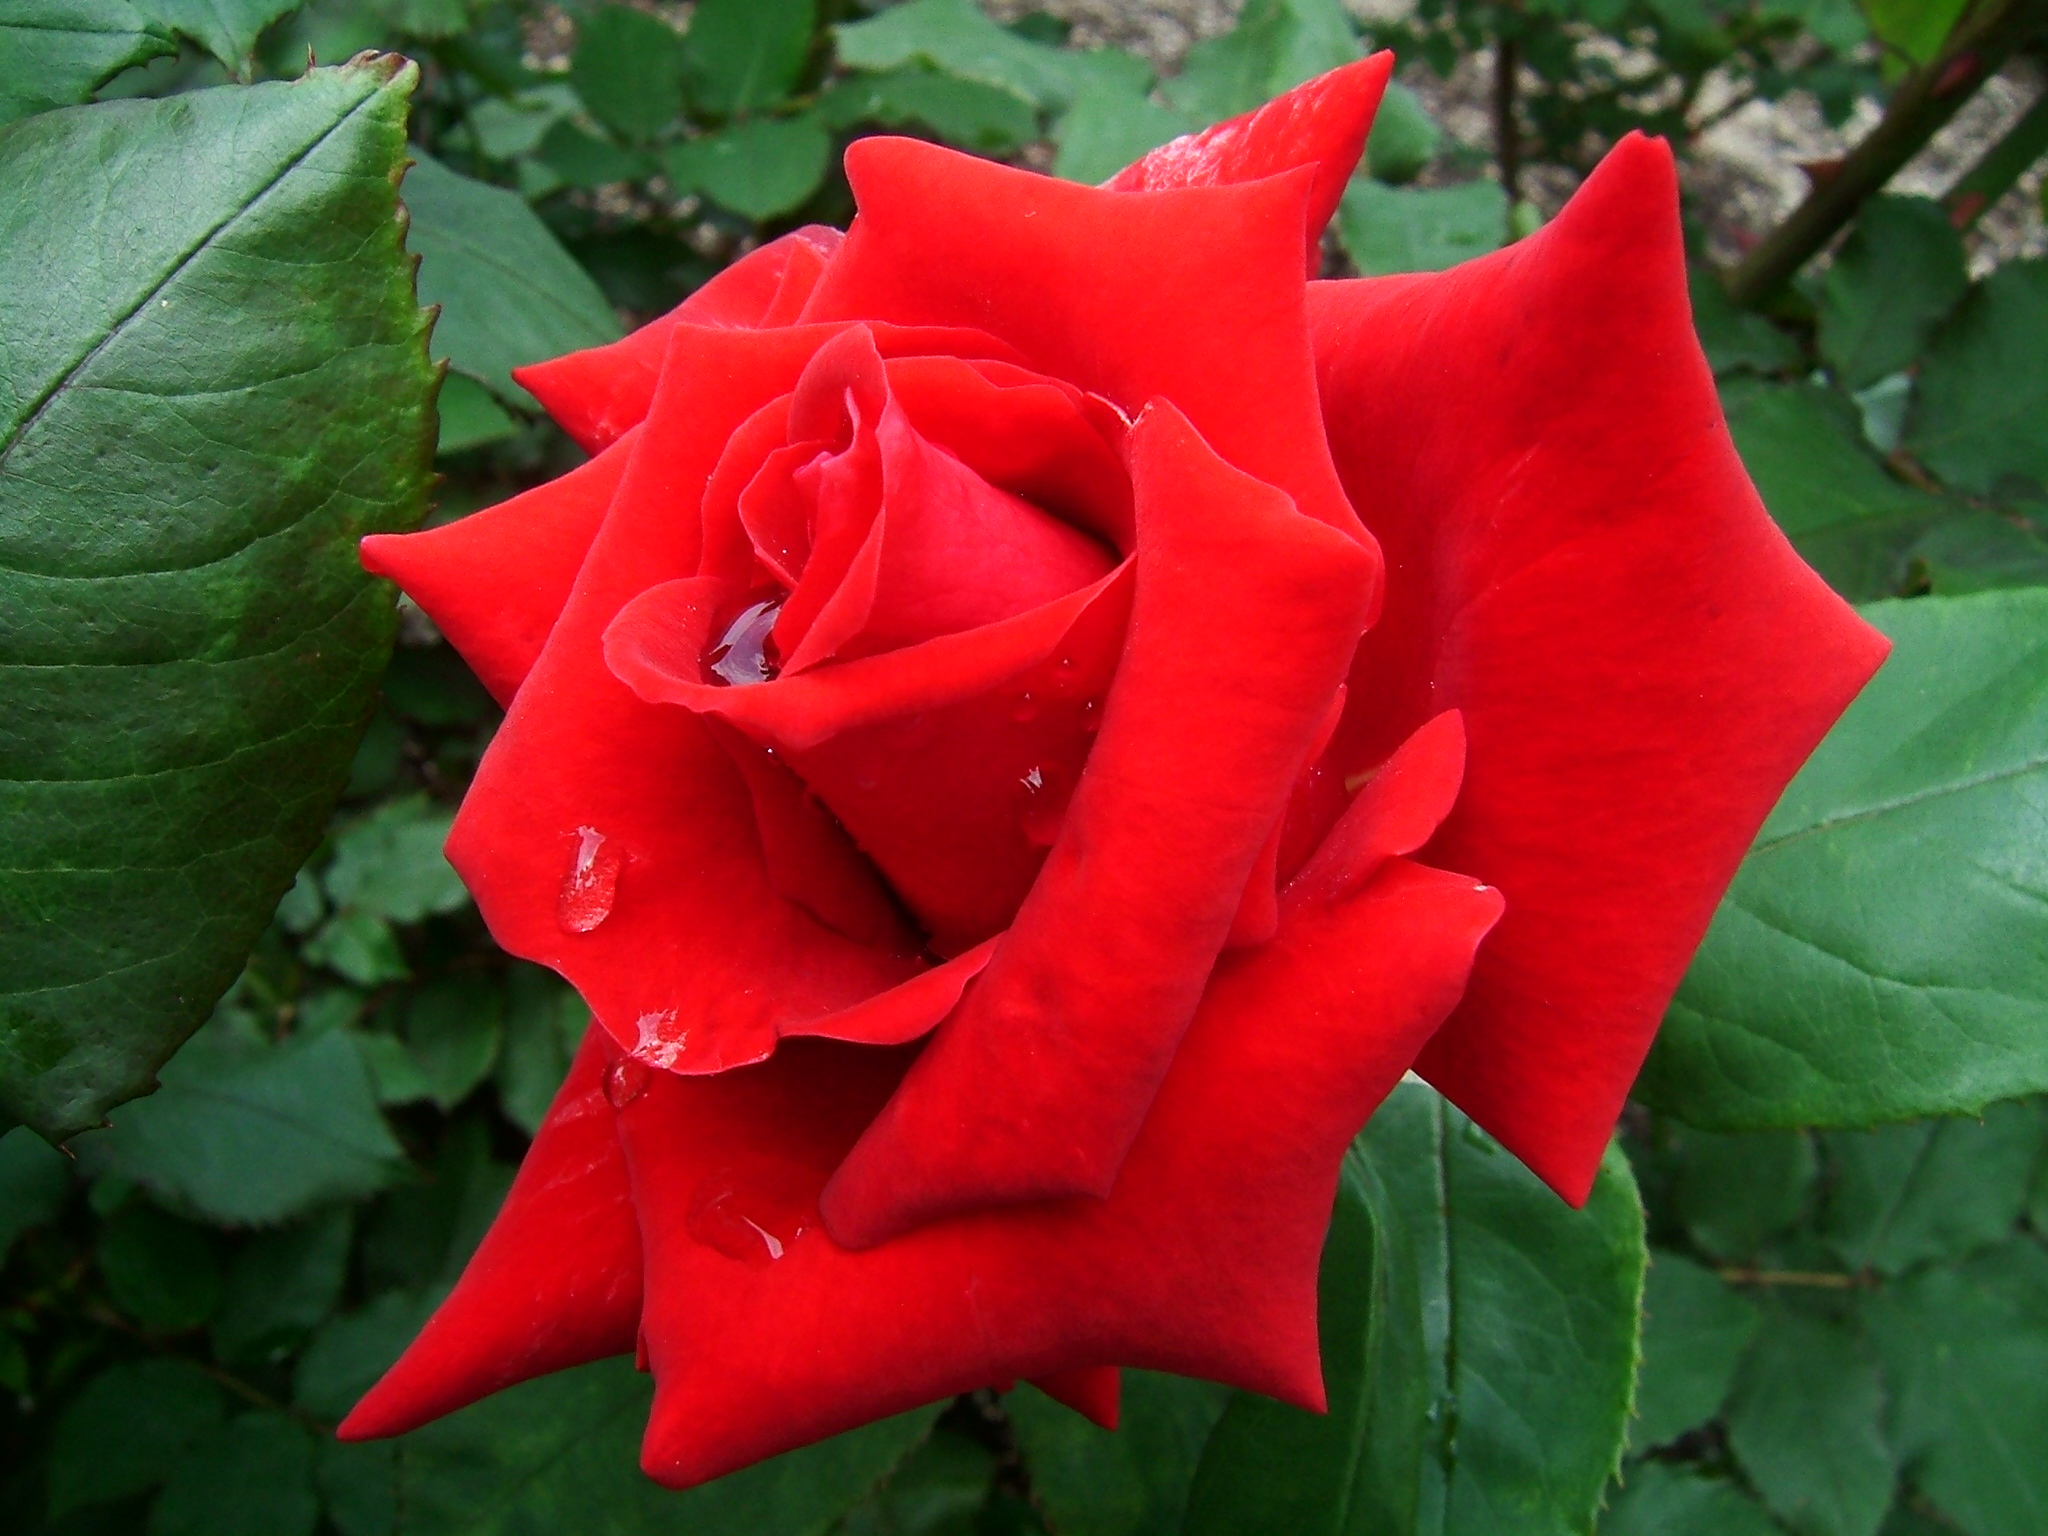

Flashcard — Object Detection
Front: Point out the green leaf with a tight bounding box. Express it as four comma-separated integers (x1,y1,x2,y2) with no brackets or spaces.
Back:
1630,1250,1761,1449
665,111,830,223
837,1420,996,1534
1907,512,2048,595
1864,1237,2048,1536
1725,1309,1895,1536
0,0,174,120
392,977,503,1110
305,907,411,986
401,148,622,408
211,1205,353,1365
321,794,467,924
0,62,434,1141
1399,1097,1645,1534
1639,590,2048,1129
1859,0,1968,64
1690,266,1804,377
321,1439,398,1536
137,0,297,71
683,0,813,118
47,1360,224,1515
1364,81,1440,184
1162,0,1358,125
1903,258,2048,496
493,963,588,1135
385,1356,941,1535
570,3,683,142
1011,1371,1227,1536
433,373,516,456
819,63,1040,153
295,1286,443,1421
1337,178,1507,276
1817,196,1968,391
1051,81,1192,184
1182,1133,1426,1534
1207,1081,1643,1535
1600,1461,1785,1536
1720,378,1946,600
1670,1127,1818,1261
98,1198,223,1332
533,116,656,188
355,1114,508,1291
150,1411,319,1536
85,1019,406,1223
1821,1100,2047,1275
832,0,1148,114
0,1123,71,1257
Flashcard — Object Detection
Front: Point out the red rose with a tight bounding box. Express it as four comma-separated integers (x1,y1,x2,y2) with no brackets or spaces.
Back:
340,58,1884,1485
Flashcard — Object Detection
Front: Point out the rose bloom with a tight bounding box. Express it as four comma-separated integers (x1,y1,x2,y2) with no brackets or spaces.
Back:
340,58,1884,1485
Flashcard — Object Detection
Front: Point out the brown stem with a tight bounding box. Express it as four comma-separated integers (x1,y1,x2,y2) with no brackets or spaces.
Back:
1723,0,2047,307
1716,1267,1871,1289
1494,34,1522,206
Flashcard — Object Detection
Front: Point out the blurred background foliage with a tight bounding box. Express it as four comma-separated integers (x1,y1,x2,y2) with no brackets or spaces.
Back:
3,0,2047,1533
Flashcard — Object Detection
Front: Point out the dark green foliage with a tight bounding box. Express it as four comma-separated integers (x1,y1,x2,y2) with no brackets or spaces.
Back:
0,61,436,1139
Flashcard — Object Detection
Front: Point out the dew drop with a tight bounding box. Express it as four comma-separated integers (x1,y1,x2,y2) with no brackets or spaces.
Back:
686,1169,808,1267
1049,655,1083,698
1011,691,1038,723
632,1009,687,1070
1017,760,1073,847
708,599,783,687
603,1057,650,1108
558,826,622,933
1079,699,1101,736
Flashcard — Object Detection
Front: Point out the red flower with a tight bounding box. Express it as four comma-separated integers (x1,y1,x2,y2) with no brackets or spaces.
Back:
341,58,1885,1486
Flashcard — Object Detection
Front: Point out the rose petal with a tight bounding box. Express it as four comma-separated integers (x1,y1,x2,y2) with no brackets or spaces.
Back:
1027,1367,1121,1429
335,1029,640,1439
1308,133,1890,1203
819,400,1379,1248
516,227,844,453
804,136,1373,555
451,323,928,1074
1106,54,1392,269
617,853,1499,1487
360,432,632,706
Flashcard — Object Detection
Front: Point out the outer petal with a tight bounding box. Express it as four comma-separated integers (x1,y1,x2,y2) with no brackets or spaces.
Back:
619,846,1500,1487
336,1030,640,1438
1308,133,1890,1203
819,401,1379,1247
803,136,1375,557
516,226,844,453
1106,54,1392,267
360,431,631,706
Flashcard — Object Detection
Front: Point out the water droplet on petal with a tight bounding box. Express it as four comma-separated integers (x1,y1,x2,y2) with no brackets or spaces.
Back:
1017,760,1073,847
686,1168,809,1267
558,826,622,933
604,1057,650,1108
1079,699,1101,736
708,599,783,687
631,1008,687,1070
1011,691,1038,723
1049,655,1082,698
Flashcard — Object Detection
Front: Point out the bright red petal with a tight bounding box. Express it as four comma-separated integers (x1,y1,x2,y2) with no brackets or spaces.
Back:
1309,133,1889,1203
336,1030,640,1439
360,433,630,707
803,136,1373,555
818,401,1379,1247
616,854,1497,1486
1105,54,1392,268
516,227,844,453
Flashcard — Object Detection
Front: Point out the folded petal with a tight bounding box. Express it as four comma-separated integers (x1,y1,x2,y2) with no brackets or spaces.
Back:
804,136,1373,555
336,1030,640,1438
360,433,631,706
819,401,1379,1246
516,227,844,452
1106,54,1392,268
616,851,1498,1486
1308,133,1890,1203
